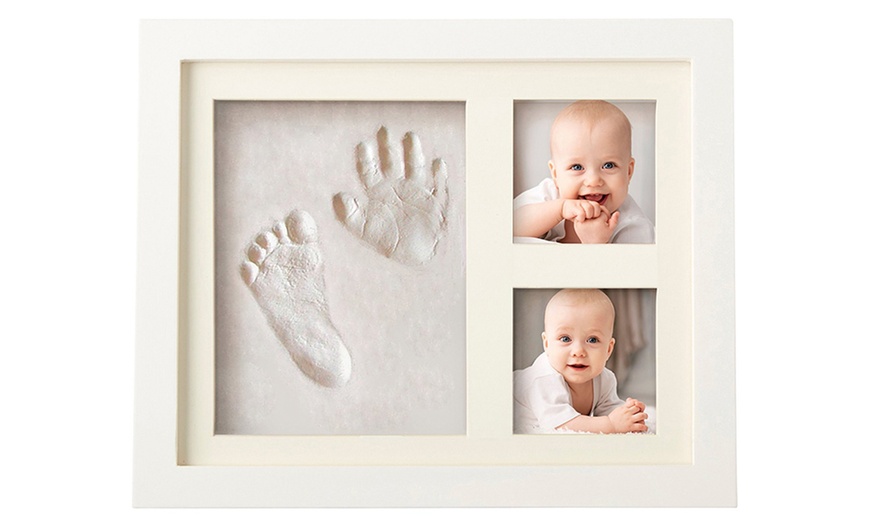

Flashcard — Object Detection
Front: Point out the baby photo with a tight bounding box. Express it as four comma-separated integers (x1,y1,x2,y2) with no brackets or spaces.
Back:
513,100,656,244
213,101,467,436
513,288,656,434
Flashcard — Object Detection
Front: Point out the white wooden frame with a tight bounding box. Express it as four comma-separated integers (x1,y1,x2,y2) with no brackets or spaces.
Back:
135,19,734,507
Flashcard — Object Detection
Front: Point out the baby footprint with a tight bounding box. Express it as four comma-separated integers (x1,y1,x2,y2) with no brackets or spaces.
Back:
333,126,448,266
241,209,352,387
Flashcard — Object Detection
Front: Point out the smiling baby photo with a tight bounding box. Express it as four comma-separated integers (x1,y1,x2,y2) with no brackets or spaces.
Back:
513,100,656,244
513,288,657,434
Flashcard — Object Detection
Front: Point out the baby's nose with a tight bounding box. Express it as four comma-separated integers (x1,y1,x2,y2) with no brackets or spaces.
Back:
583,170,603,185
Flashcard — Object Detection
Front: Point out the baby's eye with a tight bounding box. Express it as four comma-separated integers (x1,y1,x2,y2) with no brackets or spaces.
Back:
602,162,615,169
569,164,583,171
559,336,571,343
586,336,600,344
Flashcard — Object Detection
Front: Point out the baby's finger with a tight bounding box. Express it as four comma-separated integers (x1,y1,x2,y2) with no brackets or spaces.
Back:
376,126,403,179
432,158,448,209
594,204,613,223
607,210,620,230
565,201,584,222
579,200,600,219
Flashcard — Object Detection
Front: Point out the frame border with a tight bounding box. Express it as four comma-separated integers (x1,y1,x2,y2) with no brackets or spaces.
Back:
135,19,734,507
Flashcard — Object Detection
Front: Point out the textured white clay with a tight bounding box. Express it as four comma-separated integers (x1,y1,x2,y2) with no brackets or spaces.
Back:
334,126,448,265
241,209,352,387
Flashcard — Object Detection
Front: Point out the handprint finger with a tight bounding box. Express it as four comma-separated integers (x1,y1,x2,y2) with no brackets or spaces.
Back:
355,141,382,189
403,132,426,184
432,158,448,209
333,192,367,238
377,126,403,179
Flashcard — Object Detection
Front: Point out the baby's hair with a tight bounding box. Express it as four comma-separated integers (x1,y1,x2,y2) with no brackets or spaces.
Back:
544,288,615,331
550,100,633,153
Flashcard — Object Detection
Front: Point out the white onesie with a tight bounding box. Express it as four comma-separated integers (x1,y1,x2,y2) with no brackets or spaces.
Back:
513,177,655,244
513,352,624,433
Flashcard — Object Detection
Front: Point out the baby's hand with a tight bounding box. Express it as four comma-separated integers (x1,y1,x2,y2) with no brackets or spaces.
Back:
607,400,648,433
571,206,619,244
561,198,607,223
625,397,646,413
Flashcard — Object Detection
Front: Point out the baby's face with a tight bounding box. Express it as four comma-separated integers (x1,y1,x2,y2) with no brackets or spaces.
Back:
548,115,634,212
542,301,614,386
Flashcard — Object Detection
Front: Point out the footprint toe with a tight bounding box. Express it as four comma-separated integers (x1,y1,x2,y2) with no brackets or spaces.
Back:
256,230,278,252
247,242,267,265
272,220,290,243
286,209,318,244
240,260,259,286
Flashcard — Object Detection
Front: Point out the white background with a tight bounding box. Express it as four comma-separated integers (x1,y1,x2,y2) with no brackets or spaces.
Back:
1,1,866,522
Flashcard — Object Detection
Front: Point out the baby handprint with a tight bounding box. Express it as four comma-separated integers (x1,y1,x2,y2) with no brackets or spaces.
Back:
333,126,448,265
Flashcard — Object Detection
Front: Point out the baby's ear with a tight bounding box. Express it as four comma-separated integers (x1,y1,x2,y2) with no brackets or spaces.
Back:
607,338,616,358
548,160,557,180
541,331,549,351
628,158,635,180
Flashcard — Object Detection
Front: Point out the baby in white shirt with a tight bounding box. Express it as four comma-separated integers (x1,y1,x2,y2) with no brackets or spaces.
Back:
513,289,648,433
513,100,654,244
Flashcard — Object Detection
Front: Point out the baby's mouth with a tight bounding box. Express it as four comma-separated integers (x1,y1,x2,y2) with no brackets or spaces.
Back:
581,193,608,205
568,363,589,370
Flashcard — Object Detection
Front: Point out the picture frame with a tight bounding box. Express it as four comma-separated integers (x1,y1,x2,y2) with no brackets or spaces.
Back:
135,19,734,507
